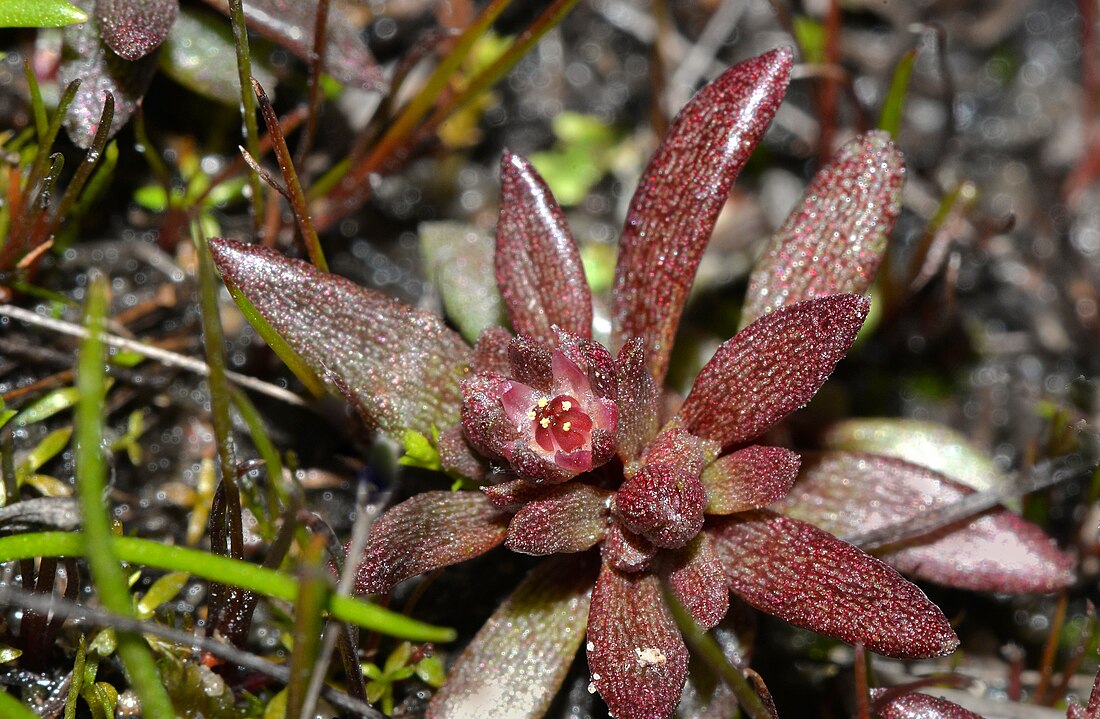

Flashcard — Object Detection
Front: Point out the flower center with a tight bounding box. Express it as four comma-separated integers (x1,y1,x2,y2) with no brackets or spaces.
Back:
528,394,593,453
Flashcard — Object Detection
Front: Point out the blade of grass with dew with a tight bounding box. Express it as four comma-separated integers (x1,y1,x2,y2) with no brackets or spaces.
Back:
230,386,287,528
0,531,455,642
75,276,174,718
22,60,47,142
228,0,264,229
0,0,87,27
17,80,79,233
45,92,114,243
878,49,916,138
285,534,331,718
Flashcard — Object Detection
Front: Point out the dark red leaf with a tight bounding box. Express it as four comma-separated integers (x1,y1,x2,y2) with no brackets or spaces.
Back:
427,555,597,719
702,445,801,514
709,510,958,659
97,0,178,60
210,239,473,441
741,131,904,327
601,522,657,573
776,452,1075,593
496,151,592,343
610,48,792,384
666,533,729,629
353,492,508,595
679,295,869,448
60,0,158,147
587,563,688,719
506,483,612,555
199,0,383,89
614,338,660,462
875,692,985,719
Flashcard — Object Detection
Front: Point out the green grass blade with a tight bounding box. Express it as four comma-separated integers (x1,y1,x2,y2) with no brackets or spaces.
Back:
0,0,87,27
878,49,916,138
0,687,40,719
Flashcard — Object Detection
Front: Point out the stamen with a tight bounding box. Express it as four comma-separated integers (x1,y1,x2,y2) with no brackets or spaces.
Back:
561,400,572,411
526,409,536,419
562,421,571,432
540,417,551,428
537,397,549,409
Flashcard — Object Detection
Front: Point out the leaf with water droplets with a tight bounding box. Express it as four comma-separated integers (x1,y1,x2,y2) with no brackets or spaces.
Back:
0,0,86,27
776,452,1074,593
354,492,508,595
495,151,591,343
741,131,904,327
97,0,178,60
874,692,985,719
702,445,801,514
210,239,473,440
506,483,612,555
665,533,728,629
680,295,868,448
587,563,688,719
709,510,958,658
610,48,792,384
426,555,596,719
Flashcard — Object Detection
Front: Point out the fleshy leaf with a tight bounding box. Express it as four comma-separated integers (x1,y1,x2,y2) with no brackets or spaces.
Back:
159,5,277,106
587,563,688,719
776,452,1074,593
874,692,985,719
702,445,801,514
96,0,178,60
427,555,596,719
0,0,87,27
601,522,657,573
610,48,792,384
614,338,660,462
680,295,869,448
709,510,958,659
506,483,612,555
741,132,904,327
210,239,473,440
496,151,592,343
822,419,1004,493
421,221,505,344
60,0,158,147
354,492,508,595
199,0,383,89
665,533,729,629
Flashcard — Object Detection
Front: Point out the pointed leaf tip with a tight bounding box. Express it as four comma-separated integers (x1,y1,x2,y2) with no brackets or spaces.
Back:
97,0,179,60
209,239,473,440
742,131,904,327
496,150,592,343
681,294,869,448
610,48,792,384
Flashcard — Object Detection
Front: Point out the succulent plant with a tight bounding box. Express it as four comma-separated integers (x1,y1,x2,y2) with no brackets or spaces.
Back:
210,47,1072,719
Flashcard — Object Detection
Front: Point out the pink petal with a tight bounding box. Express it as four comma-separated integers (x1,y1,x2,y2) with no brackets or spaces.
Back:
353,492,508,594
679,295,868,448
506,483,613,555
709,510,958,659
496,151,592,343
210,239,473,441
776,452,1075,593
874,692,985,719
741,131,905,327
427,555,596,719
665,533,729,629
615,339,660,462
97,0,178,60
610,48,792,384
587,564,688,719
702,445,801,514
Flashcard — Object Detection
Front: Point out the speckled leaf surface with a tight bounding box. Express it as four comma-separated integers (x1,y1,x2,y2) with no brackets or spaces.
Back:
210,239,473,440
60,0,158,147
354,492,508,595
666,533,728,629
97,0,178,60
496,151,591,343
614,338,660,462
874,692,985,719
702,445,801,514
587,563,688,719
610,48,792,384
421,221,505,344
823,418,1004,492
160,5,277,106
506,483,612,555
679,295,869,448
775,452,1074,593
709,510,958,659
741,132,904,327
199,0,383,89
427,555,596,719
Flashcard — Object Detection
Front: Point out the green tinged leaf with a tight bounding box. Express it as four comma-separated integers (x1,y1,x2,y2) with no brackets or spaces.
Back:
419,221,504,344
399,430,442,471
18,427,72,477
0,646,22,664
135,571,188,619
792,15,825,64
879,49,917,137
14,387,80,425
530,112,619,206
0,0,87,27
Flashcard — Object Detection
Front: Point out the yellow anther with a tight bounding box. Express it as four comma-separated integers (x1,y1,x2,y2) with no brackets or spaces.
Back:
561,400,572,411
526,409,537,419
537,397,549,409
562,421,572,432
539,417,551,428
